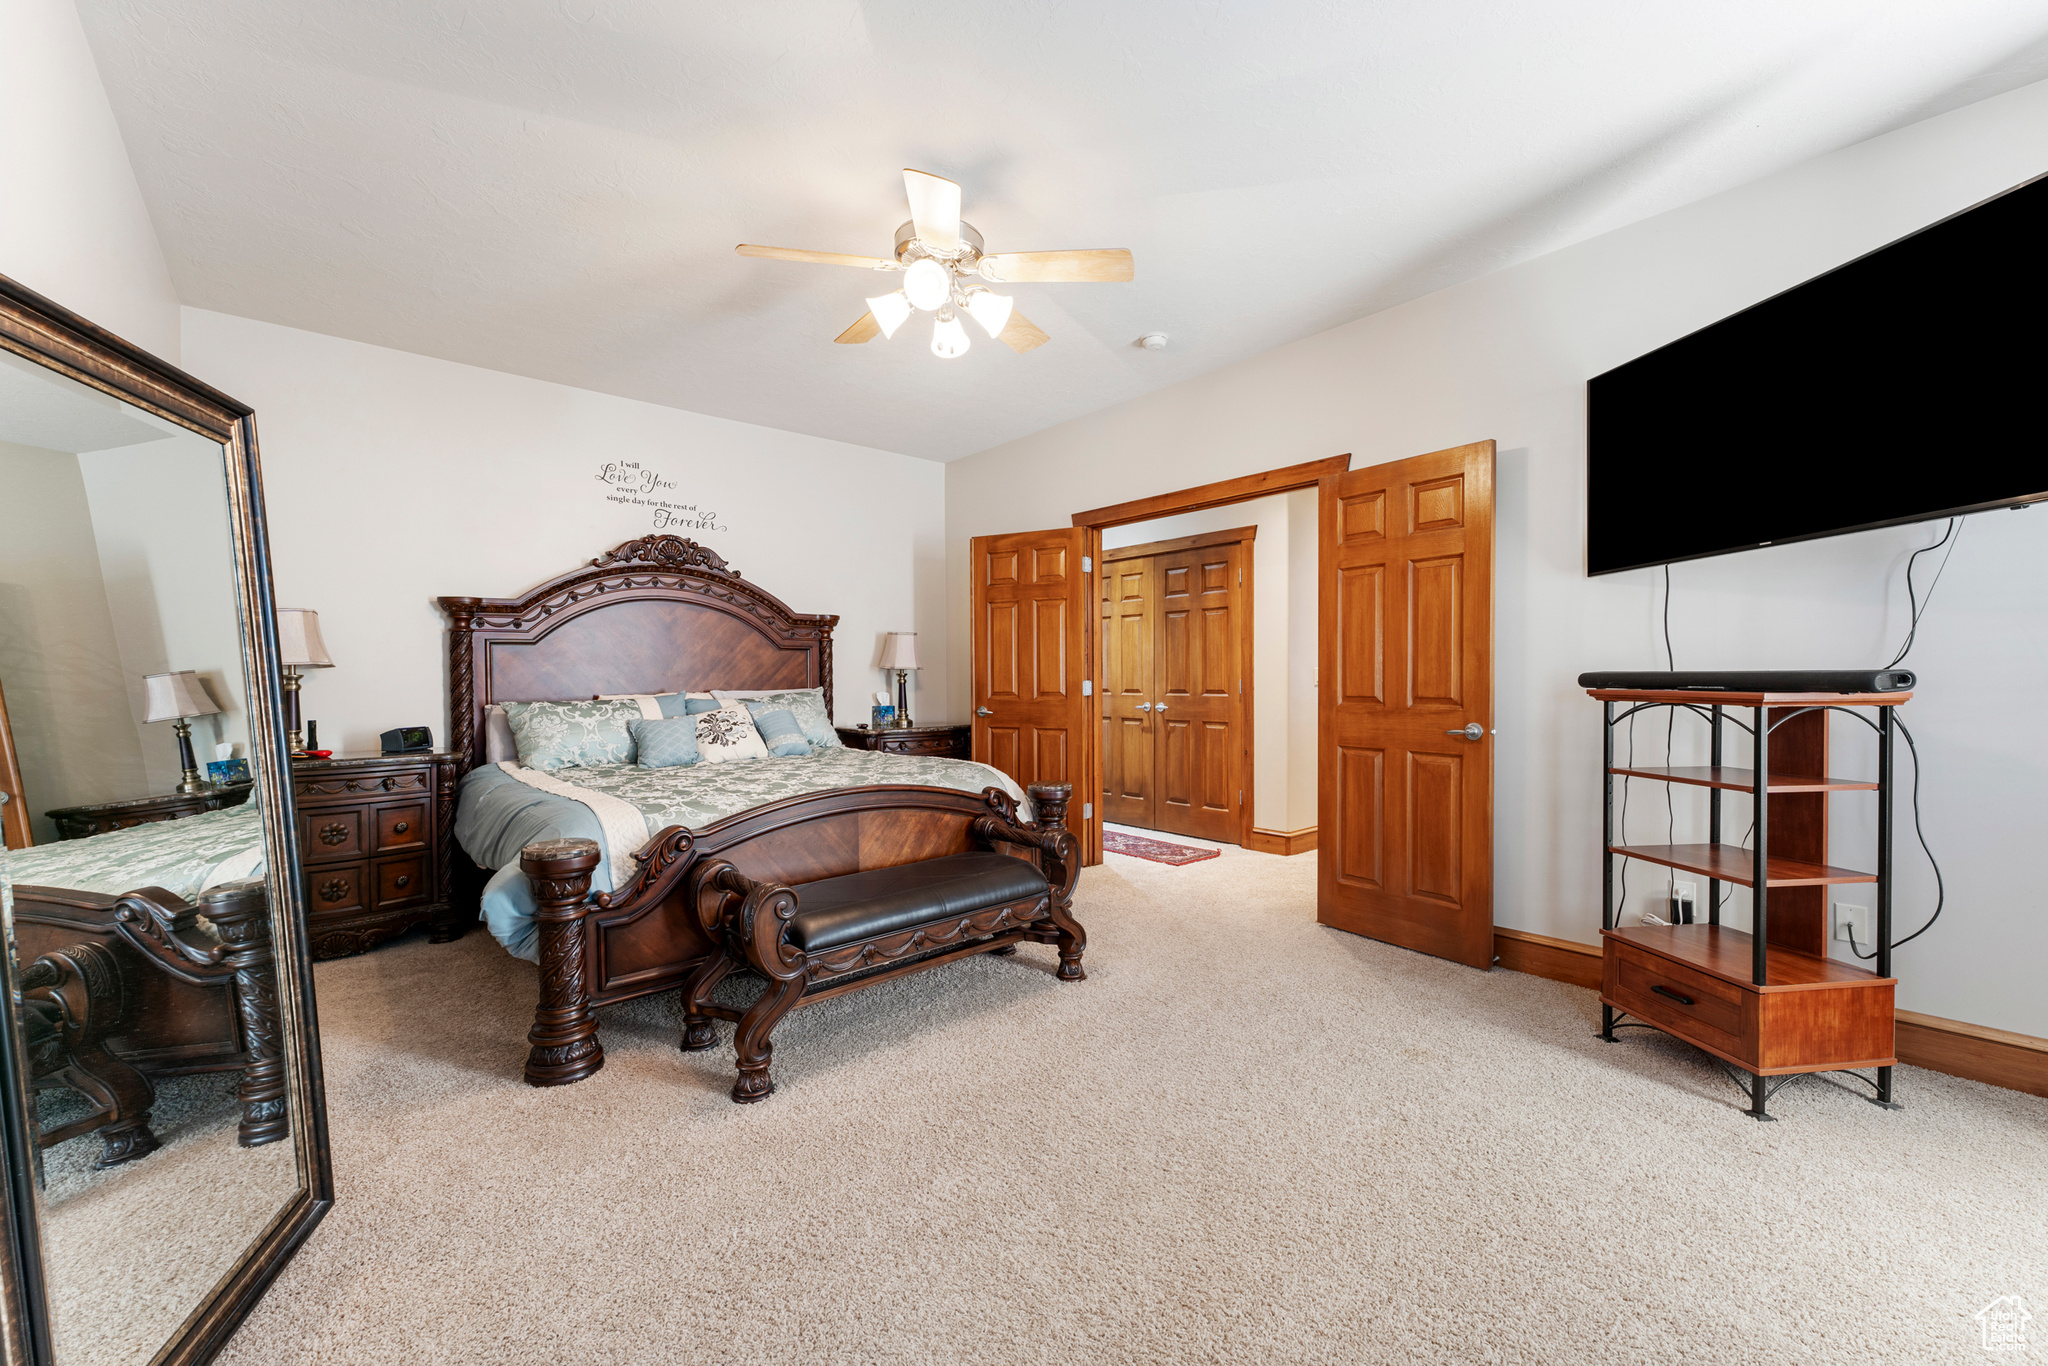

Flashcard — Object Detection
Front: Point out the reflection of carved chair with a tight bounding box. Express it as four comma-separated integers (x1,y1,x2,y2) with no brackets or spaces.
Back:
10,878,287,1163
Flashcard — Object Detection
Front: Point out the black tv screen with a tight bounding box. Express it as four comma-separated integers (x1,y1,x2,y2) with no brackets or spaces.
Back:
1586,173,2048,576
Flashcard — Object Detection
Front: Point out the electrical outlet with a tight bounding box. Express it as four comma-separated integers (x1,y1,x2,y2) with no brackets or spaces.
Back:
1667,881,1698,924
1833,902,1871,945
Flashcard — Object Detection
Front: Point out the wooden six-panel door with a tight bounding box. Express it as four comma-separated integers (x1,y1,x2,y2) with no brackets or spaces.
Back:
1098,531,1249,844
971,527,1093,824
1318,442,1494,968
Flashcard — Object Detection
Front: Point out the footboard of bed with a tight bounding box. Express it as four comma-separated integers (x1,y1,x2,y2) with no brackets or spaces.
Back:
514,783,1071,1087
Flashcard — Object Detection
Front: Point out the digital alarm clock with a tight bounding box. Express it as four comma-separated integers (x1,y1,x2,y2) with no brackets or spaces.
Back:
379,726,435,754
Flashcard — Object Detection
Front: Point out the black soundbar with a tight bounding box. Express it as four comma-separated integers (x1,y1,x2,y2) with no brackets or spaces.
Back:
1576,668,1915,693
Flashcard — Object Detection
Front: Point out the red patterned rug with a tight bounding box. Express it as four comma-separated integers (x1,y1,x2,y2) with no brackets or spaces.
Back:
1103,829,1221,866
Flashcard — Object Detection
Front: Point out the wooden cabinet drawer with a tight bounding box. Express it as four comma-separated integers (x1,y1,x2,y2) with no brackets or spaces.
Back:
306,862,367,916
1607,942,1745,1053
374,801,428,853
294,767,431,806
881,735,967,758
302,809,364,863
374,855,427,909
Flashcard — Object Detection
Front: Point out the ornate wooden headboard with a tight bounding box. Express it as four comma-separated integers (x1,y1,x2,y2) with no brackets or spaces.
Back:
436,536,838,772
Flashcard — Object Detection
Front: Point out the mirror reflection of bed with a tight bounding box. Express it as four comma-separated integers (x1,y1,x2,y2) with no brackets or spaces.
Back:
0,348,301,1365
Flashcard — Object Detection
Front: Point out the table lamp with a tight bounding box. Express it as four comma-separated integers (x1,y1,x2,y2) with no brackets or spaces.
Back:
879,632,919,728
275,608,334,756
144,670,222,794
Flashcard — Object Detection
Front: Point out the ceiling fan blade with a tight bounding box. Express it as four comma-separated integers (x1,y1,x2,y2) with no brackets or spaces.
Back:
998,310,1049,353
835,312,881,344
979,249,1134,284
902,169,962,253
737,244,897,269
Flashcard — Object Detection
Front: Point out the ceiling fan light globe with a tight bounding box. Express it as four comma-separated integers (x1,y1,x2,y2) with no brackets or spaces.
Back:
867,291,912,339
903,259,951,311
931,315,971,359
965,290,1014,340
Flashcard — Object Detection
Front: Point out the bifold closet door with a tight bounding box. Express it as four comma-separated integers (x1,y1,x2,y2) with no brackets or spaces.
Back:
1318,441,1495,969
1152,543,1244,843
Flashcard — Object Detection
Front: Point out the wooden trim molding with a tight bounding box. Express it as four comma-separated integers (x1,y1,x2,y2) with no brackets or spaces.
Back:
1101,525,1257,563
1245,827,1317,856
1071,455,1350,529
1493,928,2048,1097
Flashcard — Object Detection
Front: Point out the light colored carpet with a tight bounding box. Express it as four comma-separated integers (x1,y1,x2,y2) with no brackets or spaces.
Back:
213,843,2045,1365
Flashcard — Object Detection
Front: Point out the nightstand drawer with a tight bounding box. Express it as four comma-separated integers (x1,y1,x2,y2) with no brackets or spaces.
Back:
302,809,364,862
306,862,367,915
880,734,967,758
374,801,428,853
374,855,428,909
294,766,431,806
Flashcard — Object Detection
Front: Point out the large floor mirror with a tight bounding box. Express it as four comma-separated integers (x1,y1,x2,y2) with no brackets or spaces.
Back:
0,276,331,1364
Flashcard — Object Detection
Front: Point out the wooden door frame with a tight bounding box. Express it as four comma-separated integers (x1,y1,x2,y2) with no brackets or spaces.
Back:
1071,455,1351,861
1100,528,1257,847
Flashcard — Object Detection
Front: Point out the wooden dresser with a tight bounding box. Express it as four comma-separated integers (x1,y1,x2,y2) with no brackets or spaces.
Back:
835,724,971,760
47,784,253,840
291,752,460,959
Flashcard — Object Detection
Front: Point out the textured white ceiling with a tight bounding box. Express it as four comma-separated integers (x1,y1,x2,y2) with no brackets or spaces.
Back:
77,1,2048,460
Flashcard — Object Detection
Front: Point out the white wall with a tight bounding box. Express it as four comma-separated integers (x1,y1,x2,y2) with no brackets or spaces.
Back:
1103,491,1318,834
948,78,2048,1036
0,440,149,839
0,0,179,361
179,310,946,754
79,433,250,790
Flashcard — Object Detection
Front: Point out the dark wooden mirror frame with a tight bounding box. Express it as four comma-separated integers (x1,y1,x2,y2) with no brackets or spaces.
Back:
0,272,333,1365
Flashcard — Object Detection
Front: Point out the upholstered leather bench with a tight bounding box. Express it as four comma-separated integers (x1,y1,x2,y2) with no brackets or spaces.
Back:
680,782,1086,1102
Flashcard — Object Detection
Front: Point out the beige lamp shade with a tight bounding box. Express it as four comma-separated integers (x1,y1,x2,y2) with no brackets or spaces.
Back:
878,632,920,671
276,609,334,668
144,671,220,723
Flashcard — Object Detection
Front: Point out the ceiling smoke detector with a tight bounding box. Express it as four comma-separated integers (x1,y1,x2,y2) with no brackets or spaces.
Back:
1137,333,1168,350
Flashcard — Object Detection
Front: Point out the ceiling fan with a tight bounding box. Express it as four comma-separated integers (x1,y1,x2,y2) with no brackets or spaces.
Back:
736,169,1134,359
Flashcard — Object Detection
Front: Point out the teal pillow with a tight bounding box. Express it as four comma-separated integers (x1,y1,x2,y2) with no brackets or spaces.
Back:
683,694,722,715
739,691,840,750
502,699,640,771
631,717,701,768
751,708,812,757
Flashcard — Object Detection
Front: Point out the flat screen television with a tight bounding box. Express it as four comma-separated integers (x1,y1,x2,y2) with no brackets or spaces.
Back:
1585,173,2048,576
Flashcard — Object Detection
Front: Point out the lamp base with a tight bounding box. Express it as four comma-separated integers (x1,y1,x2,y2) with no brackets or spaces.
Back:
892,669,913,728
283,665,307,757
171,719,213,793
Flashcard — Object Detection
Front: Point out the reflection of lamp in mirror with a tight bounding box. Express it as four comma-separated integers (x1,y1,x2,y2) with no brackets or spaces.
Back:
144,671,222,794
275,609,334,756
878,632,919,728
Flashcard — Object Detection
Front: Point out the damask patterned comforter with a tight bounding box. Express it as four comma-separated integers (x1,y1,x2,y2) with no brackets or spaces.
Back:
456,751,1031,961
0,803,267,903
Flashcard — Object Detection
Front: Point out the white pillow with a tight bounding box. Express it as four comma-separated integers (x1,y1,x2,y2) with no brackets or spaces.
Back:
694,703,769,763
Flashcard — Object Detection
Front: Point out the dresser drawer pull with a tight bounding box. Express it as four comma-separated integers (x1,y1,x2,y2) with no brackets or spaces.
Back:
393,820,409,835
319,822,350,846
382,777,397,791
394,874,411,890
1651,984,1696,1007
318,877,351,903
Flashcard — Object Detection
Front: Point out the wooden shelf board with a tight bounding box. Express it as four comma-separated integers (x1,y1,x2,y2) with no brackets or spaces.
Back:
1609,765,1878,793
1609,842,1877,887
1604,924,1893,991
1587,689,1912,706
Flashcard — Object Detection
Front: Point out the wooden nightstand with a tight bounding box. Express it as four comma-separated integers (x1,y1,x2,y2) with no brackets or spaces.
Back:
835,724,972,760
47,785,253,841
291,751,460,959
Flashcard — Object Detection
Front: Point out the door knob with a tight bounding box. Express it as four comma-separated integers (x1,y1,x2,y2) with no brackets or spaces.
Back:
1155,703,1169,713
975,706,993,717
1445,722,1484,740
1137,702,1152,712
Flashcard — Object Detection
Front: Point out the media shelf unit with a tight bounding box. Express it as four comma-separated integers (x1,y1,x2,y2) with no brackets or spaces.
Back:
1590,687,1912,1120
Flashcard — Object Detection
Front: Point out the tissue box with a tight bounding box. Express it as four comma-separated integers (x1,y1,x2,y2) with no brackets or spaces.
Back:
871,705,896,729
206,758,251,786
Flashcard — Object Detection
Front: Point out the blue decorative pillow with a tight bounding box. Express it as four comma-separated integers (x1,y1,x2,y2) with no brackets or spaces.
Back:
682,693,722,715
751,708,812,757
630,717,701,768
735,690,840,750
502,699,640,771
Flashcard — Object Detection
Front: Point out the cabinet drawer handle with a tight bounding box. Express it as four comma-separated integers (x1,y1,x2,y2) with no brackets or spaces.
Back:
382,777,397,791
393,820,409,834
1651,984,1695,1007
318,877,350,903
319,822,349,846
394,874,411,890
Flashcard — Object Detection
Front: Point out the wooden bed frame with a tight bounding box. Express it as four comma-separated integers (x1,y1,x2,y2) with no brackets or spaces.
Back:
439,535,1072,1086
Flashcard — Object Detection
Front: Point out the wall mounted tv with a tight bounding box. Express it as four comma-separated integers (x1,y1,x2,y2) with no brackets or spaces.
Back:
1585,173,2048,577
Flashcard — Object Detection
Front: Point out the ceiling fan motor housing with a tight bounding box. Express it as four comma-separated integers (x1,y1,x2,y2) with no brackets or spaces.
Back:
894,219,985,266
